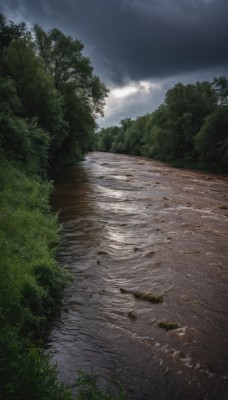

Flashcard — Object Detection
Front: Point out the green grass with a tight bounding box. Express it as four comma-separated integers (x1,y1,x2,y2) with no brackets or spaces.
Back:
0,161,71,398
0,160,126,399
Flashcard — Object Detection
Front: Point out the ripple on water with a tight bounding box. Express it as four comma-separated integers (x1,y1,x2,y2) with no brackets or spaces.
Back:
50,153,228,400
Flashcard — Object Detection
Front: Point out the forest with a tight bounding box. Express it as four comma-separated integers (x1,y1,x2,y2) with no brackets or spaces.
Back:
0,15,124,400
96,78,228,172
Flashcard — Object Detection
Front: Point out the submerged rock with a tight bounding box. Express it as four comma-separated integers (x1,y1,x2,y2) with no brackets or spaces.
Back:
158,322,179,331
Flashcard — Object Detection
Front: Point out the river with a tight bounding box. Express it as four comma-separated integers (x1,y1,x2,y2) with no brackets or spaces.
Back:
49,152,228,400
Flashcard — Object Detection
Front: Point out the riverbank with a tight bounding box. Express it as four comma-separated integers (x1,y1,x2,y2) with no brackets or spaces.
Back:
0,160,126,400
0,161,72,399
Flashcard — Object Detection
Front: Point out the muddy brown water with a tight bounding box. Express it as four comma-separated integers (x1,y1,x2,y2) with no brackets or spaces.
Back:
49,152,228,400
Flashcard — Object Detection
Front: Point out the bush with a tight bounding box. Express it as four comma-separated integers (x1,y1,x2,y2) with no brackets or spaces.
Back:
0,161,70,397
0,326,72,400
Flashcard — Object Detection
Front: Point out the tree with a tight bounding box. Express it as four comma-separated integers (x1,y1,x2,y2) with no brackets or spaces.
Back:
195,105,228,172
0,14,28,52
96,127,114,152
108,119,133,153
212,76,228,106
2,39,68,164
33,25,108,116
56,83,96,165
160,81,217,163
33,25,109,167
0,77,50,176
124,115,148,155
144,105,171,160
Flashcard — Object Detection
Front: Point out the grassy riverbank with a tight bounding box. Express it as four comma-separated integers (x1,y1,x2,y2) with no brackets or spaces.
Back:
0,161,71,399
0,161,125,399
0,15,123,399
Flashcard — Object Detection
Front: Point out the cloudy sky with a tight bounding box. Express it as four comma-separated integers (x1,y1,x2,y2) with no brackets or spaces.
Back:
1,0,228,127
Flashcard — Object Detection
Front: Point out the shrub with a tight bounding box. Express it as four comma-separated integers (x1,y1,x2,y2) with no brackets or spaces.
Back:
0,161,70,397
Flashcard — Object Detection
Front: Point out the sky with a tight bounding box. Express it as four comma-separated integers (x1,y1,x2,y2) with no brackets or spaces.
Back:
1,0,228,128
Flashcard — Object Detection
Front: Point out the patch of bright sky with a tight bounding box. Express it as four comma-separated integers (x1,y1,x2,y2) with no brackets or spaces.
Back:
96,79,165,128
112,80,162,98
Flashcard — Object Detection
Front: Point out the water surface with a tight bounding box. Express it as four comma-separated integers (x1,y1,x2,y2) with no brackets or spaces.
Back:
50,152,228,400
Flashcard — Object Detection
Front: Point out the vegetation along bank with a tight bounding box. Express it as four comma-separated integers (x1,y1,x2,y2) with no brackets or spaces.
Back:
96,77,228,173
0,14,124,400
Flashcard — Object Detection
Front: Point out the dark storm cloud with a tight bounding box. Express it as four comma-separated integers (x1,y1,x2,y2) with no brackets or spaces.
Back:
1,0,228,84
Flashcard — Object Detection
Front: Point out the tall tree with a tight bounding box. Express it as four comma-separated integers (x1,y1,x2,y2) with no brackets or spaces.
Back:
2,39,68,163
33,25,108,166
0,14,28,52
195,105,228,171
33,25,108,116
161,81,216,162
212,76,228,106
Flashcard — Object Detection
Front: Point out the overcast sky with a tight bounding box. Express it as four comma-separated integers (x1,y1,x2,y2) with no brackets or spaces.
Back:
1,0,228,127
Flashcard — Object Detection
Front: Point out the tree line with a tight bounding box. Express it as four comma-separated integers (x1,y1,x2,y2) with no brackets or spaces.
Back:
0,15,124,400
96,78,228,172
0,14,108,175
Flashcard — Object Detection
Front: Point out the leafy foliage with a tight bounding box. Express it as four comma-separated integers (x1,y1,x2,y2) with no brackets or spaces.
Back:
0,162,71,398
0,162,68,323
0,14,111,400
96,78,228,172
0,14,29,52
33,25,109,168
195,105,228,171
0,14,108,172
0,327,72,400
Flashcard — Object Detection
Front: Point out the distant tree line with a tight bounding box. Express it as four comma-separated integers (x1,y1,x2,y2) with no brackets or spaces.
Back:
96,78,228,172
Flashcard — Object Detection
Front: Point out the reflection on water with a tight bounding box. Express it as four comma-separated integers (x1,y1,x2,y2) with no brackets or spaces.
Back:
50,152,228,400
